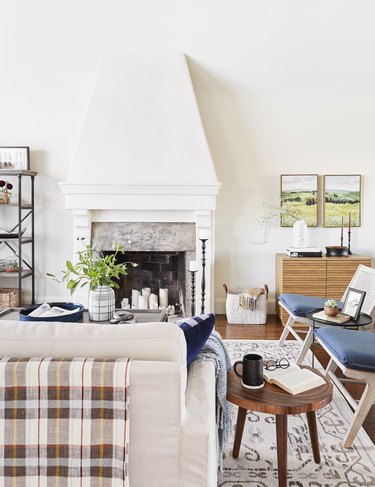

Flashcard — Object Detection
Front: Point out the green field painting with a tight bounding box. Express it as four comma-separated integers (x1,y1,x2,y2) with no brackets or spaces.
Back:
280,174,318,227
324,175,361,227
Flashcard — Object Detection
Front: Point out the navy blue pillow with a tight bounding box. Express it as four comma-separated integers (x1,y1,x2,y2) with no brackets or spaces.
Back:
176,313,215,366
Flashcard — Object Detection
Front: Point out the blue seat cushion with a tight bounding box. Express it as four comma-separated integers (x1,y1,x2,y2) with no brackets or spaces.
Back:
279,293,343,317
175,313,215,366
315,327,375,372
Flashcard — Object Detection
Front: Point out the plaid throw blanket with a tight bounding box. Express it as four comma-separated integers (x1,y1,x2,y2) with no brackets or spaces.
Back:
0,357,131,486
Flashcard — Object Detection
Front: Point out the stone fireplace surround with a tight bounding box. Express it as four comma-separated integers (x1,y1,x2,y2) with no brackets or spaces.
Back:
93,222,195,314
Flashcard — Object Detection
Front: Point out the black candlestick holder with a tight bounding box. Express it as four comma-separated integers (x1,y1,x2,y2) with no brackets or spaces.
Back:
348,229,352,255
200,238,207,314
189,270,197,316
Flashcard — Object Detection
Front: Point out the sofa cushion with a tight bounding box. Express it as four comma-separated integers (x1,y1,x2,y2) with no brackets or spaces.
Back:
315,327,375,372
279,293,343,317
176,313,215,366
0,321,186,364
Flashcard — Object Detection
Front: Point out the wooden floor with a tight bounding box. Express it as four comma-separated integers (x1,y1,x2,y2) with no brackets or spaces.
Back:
216,313,375,444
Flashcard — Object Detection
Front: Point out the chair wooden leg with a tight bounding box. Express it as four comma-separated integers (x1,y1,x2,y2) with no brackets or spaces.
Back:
296,326,314,365
343,382,375,448
325,357,338,376
279,315,296,346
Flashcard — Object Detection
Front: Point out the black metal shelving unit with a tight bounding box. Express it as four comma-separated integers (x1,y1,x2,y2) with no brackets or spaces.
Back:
0,170,37,306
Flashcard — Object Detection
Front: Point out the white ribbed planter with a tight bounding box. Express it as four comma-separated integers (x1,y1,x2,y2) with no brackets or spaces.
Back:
88,285,115,322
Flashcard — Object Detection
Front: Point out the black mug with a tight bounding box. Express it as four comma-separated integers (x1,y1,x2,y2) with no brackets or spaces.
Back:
234,353,264,389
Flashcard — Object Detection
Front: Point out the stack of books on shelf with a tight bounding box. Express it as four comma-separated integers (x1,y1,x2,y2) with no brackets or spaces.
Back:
286,247,323,258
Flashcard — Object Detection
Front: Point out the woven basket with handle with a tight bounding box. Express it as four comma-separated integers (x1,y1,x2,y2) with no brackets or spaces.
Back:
223,284,269,324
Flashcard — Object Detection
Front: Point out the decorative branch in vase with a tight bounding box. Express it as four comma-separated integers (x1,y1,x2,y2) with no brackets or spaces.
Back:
251,200,303,245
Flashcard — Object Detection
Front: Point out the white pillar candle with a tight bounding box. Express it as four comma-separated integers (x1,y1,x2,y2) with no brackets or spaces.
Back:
138,295,149,310
131,289,140,309
121,298,129,309
199,228,209,240
189,260,198,272
159,288,168,308
142,287,151,297
149,293,158,309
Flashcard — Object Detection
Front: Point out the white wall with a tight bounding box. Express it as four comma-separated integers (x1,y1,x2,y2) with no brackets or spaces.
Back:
1,0,374,310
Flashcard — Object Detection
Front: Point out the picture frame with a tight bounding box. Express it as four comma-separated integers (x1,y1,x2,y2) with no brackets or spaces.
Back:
342,287,366,321
280,174,318,227
0,146,30,171
323,174,361,227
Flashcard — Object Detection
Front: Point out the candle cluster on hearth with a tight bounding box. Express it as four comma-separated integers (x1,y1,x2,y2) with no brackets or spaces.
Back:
127,287,169,310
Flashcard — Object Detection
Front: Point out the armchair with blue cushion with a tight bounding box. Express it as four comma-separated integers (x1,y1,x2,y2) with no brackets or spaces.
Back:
278,264,375,365
279,264,375,447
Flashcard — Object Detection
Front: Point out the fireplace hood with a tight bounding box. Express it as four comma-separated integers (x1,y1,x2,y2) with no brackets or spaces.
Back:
59,51,220,312
61,51,219,187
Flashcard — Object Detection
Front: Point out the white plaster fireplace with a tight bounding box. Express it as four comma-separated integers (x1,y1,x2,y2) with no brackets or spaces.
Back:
59,51,221,313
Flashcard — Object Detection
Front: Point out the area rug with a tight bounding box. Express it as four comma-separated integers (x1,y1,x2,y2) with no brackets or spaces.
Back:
219,340,375,487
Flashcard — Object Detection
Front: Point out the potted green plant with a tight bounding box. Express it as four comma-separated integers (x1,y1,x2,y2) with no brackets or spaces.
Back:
324,299,339,317
48,239,137,321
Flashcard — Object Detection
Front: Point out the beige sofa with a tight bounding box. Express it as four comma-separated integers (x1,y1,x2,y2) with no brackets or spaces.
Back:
0,320,217,487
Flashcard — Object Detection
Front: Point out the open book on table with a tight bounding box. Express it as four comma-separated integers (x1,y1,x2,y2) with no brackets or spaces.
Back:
28,303,80,318
263,364,326,395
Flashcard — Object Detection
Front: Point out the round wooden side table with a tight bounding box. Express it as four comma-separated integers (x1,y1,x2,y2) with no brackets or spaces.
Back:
227,366,333,487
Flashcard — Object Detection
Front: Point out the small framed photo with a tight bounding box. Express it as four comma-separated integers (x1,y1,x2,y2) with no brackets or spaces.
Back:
0,146,30,170
342,287,366,321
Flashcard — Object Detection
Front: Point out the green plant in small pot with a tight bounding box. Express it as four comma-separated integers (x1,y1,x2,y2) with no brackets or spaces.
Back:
324,299,339,317
48,239,137,322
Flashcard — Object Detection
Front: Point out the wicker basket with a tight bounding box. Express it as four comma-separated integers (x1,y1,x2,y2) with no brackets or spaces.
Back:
0,288,20,309
223,284,268,324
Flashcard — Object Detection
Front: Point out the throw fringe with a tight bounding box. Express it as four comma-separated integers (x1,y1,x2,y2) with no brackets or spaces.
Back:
239,287,264,311
193,331,232,472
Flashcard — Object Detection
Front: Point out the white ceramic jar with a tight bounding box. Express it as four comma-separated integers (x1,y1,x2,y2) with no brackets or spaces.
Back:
292,219,308,248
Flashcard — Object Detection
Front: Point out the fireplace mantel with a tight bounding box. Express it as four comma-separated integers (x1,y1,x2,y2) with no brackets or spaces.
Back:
59,181,220,312
58,182,220,210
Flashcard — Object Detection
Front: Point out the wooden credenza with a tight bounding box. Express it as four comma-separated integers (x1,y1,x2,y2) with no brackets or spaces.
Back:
276,253,372,324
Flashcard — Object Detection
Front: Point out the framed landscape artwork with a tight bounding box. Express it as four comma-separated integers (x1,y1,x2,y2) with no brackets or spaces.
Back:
323,175,361,227
280,174,318,227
